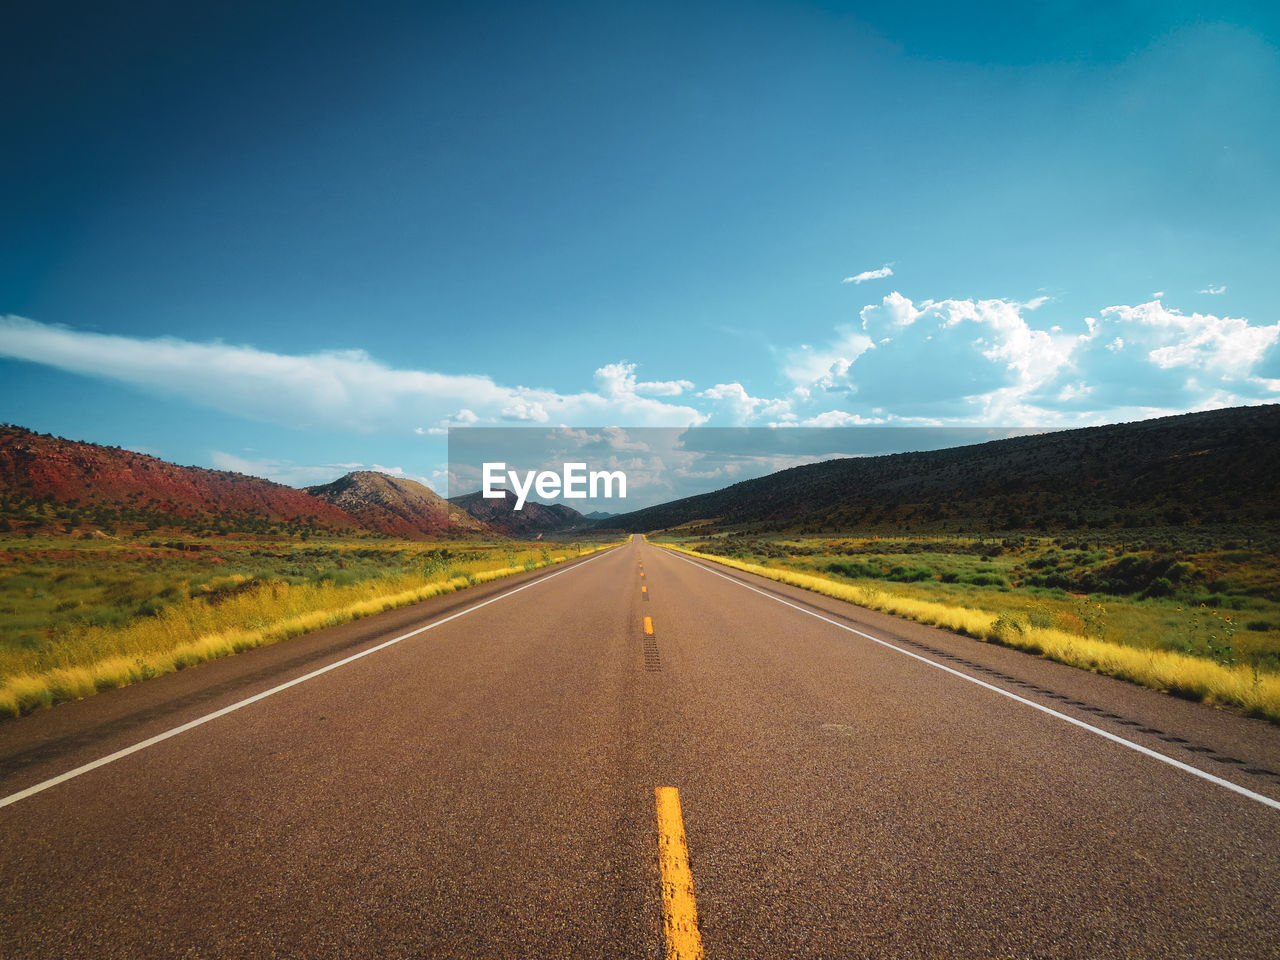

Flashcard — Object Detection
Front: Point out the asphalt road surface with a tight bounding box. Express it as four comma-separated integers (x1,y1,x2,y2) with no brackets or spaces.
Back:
2,536,1278,958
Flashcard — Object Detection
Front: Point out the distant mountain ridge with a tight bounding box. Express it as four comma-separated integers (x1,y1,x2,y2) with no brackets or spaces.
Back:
7,404,1277,542
305,471,492,538
449,489,587,537
598,405,1280,534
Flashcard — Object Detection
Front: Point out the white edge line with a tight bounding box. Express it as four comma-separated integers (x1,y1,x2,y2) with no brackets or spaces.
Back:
664,548,1280,813
0,549,616,809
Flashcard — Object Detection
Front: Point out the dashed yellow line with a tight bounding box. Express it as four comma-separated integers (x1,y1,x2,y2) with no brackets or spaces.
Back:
643,616,654,636
655,786,704,960
641,585,649,595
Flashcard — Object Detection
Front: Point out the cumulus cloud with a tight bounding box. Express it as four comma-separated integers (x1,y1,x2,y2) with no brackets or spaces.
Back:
783,327,875,389
840,291,1080,419
700,382,792,425
1093,301,1278,377
0,316,705,432
860,290,920,331
594,362,697,401
778,290,1280,425
500,397,550,422
843,265,894,284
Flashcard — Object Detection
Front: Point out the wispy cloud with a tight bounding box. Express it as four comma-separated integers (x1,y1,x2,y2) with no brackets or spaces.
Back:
0,316,706,433
842,265,894,285
4,293,1276,443
1199,284,1227,295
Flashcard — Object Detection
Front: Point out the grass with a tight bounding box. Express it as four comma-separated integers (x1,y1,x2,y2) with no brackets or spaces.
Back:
0,536,618,718
655,539,1280,724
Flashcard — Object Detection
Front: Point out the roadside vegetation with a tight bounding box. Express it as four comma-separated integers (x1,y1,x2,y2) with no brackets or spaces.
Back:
654,531,1280,724
0,536,614,718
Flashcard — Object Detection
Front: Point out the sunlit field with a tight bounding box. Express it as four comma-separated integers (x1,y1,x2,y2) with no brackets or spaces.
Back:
655,532,1280,724
0,535,615,717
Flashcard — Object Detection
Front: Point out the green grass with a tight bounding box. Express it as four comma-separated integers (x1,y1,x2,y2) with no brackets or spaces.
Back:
654,534,1280,723
0,535,618,718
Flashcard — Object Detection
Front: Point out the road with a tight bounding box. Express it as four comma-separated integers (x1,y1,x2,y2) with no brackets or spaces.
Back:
2,536,1279,958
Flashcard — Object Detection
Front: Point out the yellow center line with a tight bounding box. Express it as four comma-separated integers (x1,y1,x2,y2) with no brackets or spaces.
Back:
643,615,654,635
641,585,648,594
655,786,705,960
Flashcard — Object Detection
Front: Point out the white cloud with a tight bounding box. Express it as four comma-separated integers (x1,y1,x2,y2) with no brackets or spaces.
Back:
843,265,894,284
1199,284,1227,295
1056,382,1093,402
591,361,704,410
500,397,549,422
783,327,874,388
635,378,695,396
859,290,920,331
7,291,1276,446
593,361,639,398
1096,301,1278,376
0,316,706,433
788,410,883,427
418,408,481,436
778,290,1280,425
849,292,1082,419
700,382,792,425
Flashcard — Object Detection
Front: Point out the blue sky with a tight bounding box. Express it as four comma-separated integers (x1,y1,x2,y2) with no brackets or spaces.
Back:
2,1,1278,496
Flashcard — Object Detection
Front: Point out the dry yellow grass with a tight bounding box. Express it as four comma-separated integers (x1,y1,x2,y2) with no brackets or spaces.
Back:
0,543,616,718
659,543,1280,723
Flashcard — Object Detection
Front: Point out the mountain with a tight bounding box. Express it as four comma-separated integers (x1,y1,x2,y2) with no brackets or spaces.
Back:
449,489,587,538
305,471,495,538
599,405,1280,535
584,511,617,520
0,425,360,535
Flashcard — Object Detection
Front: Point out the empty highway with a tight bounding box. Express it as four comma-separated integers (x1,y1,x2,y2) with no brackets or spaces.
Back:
2,536,1278,958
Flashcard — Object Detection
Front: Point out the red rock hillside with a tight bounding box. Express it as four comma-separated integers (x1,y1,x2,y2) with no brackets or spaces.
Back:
0,425,361,534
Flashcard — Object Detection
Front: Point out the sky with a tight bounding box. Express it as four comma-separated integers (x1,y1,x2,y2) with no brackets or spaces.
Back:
2,0,1278,499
